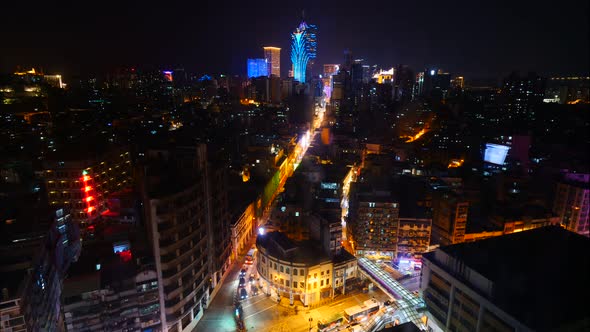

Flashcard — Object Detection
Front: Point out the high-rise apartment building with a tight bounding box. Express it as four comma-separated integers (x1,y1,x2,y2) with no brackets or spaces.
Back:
431,189,469,246
553,172,590,237
247,58,268,78
263,47,281,77
42,148,133,227
140,144,231,332
348,183,400,259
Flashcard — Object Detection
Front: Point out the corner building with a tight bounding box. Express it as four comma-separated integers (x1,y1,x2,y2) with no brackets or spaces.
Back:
256,231,357,306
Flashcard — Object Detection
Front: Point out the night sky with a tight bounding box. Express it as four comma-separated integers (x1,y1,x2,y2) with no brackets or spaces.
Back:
2,0,588,79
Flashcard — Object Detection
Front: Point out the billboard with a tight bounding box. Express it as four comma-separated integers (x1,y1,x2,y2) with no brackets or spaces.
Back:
484,143,510,165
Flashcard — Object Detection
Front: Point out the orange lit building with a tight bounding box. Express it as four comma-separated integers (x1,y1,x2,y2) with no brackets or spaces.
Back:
42,149,133,226
263,46,281,77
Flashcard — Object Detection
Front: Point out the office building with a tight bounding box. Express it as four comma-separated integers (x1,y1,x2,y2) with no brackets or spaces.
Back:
421,226,590,332
263,47,281,77
140,144,231,332
553,172,590,237
247,58,268,79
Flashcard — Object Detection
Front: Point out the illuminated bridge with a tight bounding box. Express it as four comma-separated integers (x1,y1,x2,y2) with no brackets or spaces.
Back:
357,257,428,331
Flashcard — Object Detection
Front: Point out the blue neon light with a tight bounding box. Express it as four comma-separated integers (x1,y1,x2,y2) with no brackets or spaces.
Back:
291,29,310,83
247,58,268,78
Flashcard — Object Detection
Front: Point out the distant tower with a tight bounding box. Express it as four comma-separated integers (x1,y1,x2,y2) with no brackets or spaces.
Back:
290,12,317,83
291,27,310,83
263,46,281,77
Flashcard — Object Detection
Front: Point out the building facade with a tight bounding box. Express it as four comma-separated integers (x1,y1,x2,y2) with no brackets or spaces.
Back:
0,208,80,332
42,149,133,227
141,144,231,332
263,47,281,77
256,232,357,306
553,172,589,237
431,190,469,246
421,227,590,332
291,25,310,83
247,58,268,79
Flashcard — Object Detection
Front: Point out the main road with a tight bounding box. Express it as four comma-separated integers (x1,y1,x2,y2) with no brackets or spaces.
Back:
195,103,326,332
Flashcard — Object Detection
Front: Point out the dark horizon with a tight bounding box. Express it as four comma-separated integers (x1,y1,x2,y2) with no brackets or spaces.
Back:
2,0,589,80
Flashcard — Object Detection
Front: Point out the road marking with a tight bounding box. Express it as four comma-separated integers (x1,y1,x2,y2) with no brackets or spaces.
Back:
243,304,277,320
242,296,267,309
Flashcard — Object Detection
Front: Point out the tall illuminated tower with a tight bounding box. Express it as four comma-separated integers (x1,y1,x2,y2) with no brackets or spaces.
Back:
263,46,281,77
291,27,309,83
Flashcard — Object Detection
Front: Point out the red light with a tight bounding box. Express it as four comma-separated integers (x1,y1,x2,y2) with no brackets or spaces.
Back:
87,206,94,213
86,196,94,202
82,175,91,182
84,186,92,192
118,249,132,262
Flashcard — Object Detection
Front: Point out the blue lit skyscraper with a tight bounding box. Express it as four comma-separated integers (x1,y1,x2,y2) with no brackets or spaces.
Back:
291,27,309,83
291,18,317,83
247,58,268,78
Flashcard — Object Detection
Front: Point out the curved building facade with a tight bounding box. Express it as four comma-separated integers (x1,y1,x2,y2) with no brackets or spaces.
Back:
255,231,357,306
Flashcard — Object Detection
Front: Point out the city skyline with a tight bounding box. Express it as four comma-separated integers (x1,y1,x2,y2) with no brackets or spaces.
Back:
1,0,588,79
1,2,589,332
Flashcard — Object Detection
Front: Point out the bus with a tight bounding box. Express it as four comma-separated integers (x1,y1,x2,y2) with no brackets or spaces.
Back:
317,313,344,332
245,248,255,265
343,299,380,323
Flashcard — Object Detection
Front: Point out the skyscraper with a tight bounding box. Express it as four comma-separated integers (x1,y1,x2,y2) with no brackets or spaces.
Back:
291,26,310,83
247,58,268,78
263,46,281,77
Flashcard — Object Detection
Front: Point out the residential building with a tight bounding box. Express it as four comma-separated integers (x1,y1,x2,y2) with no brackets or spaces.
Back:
553,172,590,237
140,144,231,332
42,148,133,227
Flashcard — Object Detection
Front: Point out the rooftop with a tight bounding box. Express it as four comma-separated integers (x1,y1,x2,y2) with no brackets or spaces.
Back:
427,226,590,331
257,231,332,265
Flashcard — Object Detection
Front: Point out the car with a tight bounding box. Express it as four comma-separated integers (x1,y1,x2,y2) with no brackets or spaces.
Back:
250,284,258,296
240,288,248,300
240,269,247,277
239,277,246,288
384,300,393,306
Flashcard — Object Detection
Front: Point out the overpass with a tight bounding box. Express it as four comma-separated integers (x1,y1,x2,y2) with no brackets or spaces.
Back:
357,257,428,331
